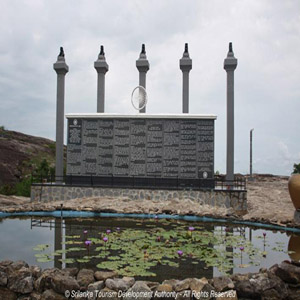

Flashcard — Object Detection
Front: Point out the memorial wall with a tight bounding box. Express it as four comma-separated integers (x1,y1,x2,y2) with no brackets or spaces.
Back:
66,114,215,179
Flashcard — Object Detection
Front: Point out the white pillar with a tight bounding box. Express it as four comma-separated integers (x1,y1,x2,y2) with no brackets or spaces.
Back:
136,44,150,113
180,43,192,113
224,42,238,181
94,45,109,113
53,47,69,183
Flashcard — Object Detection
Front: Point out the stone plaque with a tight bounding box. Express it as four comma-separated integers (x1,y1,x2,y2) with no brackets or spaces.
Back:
67,116,215,179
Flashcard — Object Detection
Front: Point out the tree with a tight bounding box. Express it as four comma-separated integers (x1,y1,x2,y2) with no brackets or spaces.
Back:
293,163,300,174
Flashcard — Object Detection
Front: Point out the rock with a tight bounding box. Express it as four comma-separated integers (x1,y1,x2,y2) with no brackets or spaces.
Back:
0,287,17,300
50,272,80,295
62,267,78,277
105,278,134,291
41,289,66,300
161,279,179,289
77,269,95,288
156,284,173,292
98,287,118,300
94,271,117,281
174,278,192,292
0,270,8,286
235,280,259,299
0,260,13,272
88,281,104,300
273,262,300,284
122,277,135,287
189,278,207,293
201,284,215,300
7,267,33,294
30,292,42,300
124,281,152,300
29,265,42,279
144,281,159,291
212,276,234,292
17,296,31,300
34,269,60,293
6,261,28,274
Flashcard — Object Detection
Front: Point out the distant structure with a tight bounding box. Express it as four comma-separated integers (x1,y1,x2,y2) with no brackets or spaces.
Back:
224,42,238,182
136,44,150,113
94,45,109,113
53,47,69,183
180,43,192,113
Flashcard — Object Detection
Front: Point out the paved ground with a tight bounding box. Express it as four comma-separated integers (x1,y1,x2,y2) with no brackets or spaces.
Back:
0,175,296,227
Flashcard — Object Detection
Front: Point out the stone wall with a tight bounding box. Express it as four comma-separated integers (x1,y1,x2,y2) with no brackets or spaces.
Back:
31,185,247,212
0,259,299,300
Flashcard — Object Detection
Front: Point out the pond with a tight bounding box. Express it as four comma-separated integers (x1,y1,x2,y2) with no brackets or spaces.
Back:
0,215,299,282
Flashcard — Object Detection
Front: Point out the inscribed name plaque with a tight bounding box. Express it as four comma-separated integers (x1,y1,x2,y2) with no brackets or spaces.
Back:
66,114,215,179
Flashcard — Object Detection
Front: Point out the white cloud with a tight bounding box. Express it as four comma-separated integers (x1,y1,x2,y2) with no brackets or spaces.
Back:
0,0,299,175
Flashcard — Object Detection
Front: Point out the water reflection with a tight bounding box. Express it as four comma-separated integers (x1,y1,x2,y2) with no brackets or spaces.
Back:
288,235,300,262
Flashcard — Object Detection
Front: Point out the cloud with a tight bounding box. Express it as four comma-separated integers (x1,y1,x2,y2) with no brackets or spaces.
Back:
0,0,299,176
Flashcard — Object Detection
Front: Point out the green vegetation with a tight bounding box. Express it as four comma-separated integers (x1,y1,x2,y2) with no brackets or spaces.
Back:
293,163,300,174
33,221,288,277
0,159,55,197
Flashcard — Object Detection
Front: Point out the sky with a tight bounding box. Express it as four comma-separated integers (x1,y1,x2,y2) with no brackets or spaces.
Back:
0,0,299,176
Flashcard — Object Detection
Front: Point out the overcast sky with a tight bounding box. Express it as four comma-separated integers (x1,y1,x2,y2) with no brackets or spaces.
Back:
0,0,299,176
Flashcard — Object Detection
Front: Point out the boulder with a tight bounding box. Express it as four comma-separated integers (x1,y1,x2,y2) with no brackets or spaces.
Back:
41,289,66,300
212,276,234,292
272,262,300,284
7,267,33,294
62,267,78,277
77,269,95,289
34,269,60,293
30,292,42,300
105,278,134,291
124,281,152,300
161,279,179,290
156,284,173,293
0,287,17,300
6,261,28,274
0,270,8,286
29,265,42,279
94,271,117,281
174,278,192,292
189,278,207,293
51,272,80,295
0,260,13,272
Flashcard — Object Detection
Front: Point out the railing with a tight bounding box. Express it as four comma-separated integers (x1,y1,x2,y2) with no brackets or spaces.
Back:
32,174,246,191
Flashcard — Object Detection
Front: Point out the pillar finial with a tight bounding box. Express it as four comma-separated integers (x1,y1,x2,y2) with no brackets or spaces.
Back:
141,44,146,54
229,42,233,53
183,43,190,58
100,45,105,56
57,47,65,61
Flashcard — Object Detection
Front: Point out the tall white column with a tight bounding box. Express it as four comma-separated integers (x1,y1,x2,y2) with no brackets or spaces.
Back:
94,45,109,113
53,47,69,183
224,42,238,181
180,43,192,114
136,44,150,113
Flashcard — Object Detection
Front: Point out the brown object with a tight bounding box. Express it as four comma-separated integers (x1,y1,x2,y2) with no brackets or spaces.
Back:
288,174,300,209
288,235,300,262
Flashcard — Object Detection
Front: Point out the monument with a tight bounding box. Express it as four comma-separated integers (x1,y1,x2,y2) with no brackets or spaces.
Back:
32,43,246,211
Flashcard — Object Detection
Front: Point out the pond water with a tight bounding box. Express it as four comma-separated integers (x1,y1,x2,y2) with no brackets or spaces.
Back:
0,216,299,282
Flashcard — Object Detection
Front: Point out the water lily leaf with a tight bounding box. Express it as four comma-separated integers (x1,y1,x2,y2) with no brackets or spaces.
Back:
33,244,50,251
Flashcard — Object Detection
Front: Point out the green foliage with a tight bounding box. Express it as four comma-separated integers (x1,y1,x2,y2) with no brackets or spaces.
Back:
293,163,300,174
15,176,32,197
0,125,5,130
0,184,16,195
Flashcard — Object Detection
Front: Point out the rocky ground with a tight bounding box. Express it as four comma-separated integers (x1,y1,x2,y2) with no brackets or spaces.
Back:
0,259,300,300
0,174,296,228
